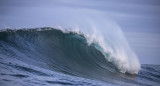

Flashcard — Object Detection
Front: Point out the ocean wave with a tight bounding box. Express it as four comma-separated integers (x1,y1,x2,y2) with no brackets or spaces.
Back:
0,27,140,75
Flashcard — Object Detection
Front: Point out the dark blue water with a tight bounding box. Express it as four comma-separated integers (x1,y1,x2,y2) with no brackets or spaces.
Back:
0,28,160,86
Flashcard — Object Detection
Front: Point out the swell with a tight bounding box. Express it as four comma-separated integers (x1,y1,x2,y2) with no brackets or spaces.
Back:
0,27,139,82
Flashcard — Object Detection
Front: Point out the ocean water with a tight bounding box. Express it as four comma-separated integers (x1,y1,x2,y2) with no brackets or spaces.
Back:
0,28,159,86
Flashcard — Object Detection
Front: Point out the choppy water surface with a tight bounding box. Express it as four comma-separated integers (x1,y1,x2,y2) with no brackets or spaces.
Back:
0,28,159,86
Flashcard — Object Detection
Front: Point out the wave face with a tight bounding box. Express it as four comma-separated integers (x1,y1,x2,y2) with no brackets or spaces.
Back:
1,27,159,86
0,27,140,74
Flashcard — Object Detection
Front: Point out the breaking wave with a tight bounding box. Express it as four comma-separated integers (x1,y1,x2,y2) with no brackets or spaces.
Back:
0,27,140,77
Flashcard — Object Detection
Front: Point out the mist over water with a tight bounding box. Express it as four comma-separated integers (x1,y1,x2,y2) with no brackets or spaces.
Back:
0,0,160,86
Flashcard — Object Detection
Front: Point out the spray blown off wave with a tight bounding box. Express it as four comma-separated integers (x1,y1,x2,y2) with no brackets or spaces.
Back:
0,27,140,75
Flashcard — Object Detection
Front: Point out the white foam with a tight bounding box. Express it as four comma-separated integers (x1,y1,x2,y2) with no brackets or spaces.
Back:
62,24,141,74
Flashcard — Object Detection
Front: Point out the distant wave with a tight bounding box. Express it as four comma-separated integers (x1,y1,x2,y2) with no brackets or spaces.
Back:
0,27,140,75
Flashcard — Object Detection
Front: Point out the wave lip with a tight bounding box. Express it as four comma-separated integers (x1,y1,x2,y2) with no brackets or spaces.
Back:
70,28,141,74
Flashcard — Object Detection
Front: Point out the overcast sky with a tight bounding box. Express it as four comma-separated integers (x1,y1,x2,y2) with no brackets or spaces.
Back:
0,0,160,64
